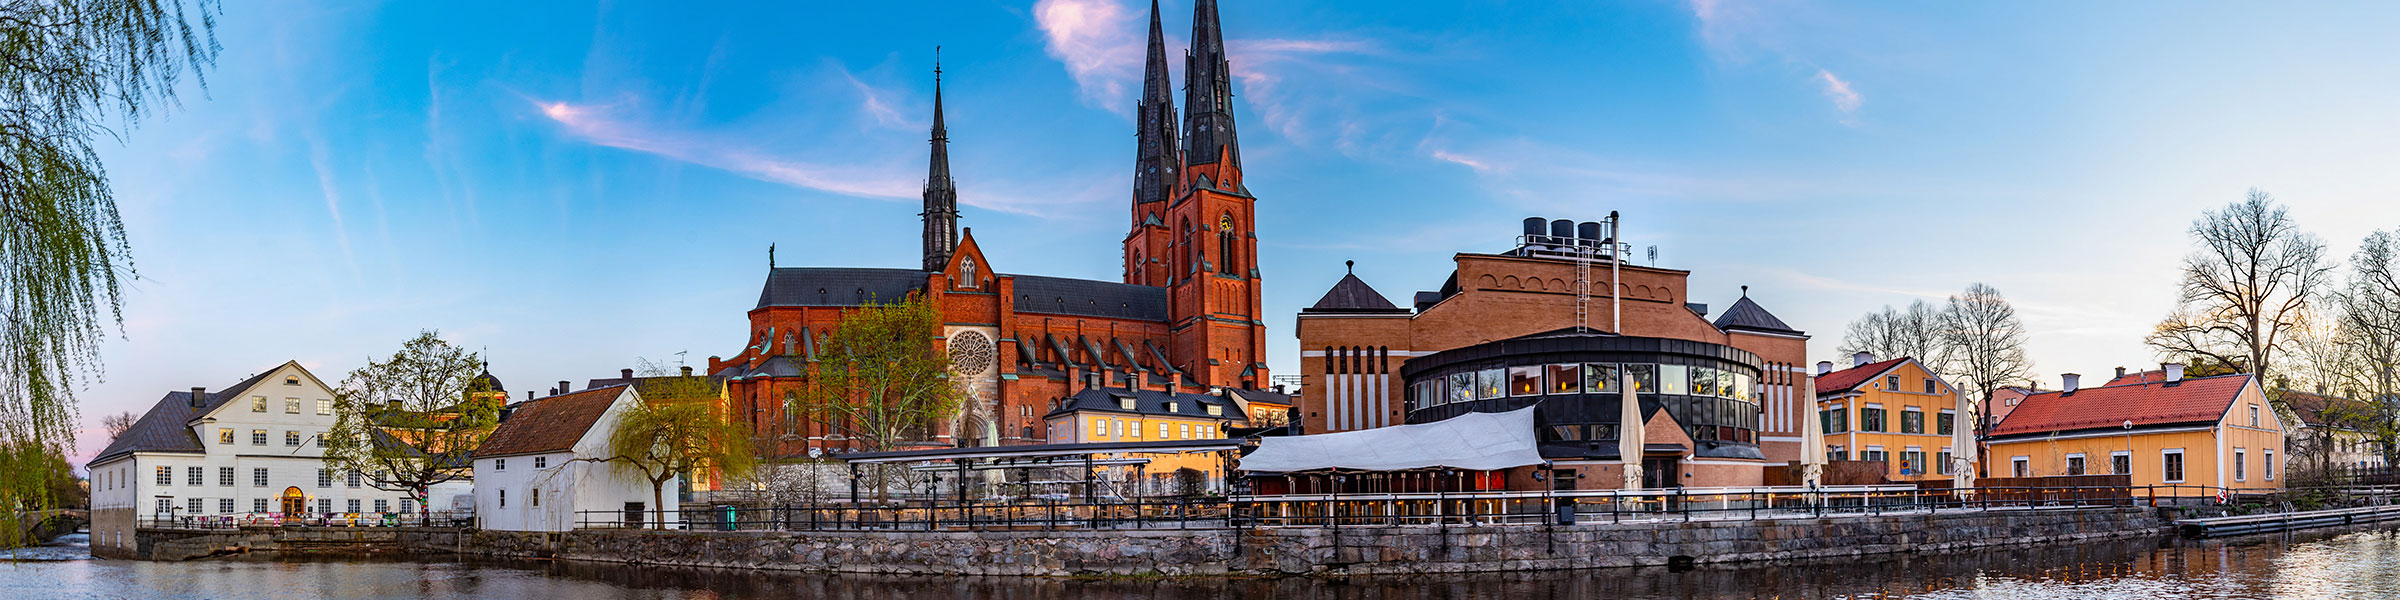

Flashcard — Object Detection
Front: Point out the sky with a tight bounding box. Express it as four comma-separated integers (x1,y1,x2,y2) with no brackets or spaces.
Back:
71,0,2400,464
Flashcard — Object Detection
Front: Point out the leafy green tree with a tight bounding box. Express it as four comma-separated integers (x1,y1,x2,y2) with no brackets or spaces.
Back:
799,295,967,453
599,399,755,529
323,331,497,523
0,0,218,550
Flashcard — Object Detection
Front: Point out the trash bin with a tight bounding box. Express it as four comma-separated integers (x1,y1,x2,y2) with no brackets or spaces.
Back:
1556,501,1577,525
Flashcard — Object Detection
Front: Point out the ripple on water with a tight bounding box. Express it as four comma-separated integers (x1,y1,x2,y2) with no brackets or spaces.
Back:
6,527,2400,599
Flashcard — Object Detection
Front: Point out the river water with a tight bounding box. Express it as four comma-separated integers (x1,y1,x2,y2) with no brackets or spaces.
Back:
6,527,2400,599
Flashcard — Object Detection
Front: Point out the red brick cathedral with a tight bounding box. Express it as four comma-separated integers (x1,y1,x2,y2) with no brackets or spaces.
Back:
709,0,1274,457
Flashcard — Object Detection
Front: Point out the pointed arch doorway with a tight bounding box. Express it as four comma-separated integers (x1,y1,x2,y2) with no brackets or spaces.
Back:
279,486,307,516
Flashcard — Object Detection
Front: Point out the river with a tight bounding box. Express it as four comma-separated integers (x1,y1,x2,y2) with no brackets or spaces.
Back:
6,527,2400,599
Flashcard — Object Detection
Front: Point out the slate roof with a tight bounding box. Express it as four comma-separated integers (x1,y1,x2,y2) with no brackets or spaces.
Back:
2279,390,2369,428
1303,273,1407,314
89,366,285,466
755,267,929,309
1228,387,1294,407
1712,296,1802,335
580,374,727,399
474,385,629,459
1813,358,1912,397
1044,386,1249,425
1010,274,1168,321
1990,374,2255,438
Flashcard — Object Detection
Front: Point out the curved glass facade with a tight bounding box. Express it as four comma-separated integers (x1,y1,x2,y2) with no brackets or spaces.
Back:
1399,332,1765,460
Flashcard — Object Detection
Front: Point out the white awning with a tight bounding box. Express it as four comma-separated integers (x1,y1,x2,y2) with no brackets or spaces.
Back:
1239,407,1544,473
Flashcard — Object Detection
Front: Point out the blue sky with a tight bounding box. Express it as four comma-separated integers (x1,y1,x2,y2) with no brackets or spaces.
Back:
76,0,2400,462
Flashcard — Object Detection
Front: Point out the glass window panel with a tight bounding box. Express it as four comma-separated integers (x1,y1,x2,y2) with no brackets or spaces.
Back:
1508,366,1543,397
1716,369,1736,399
1584,363,1620,394
1732,372,1753,402
1625,364,1657,393
1548,364,1582,394
1659,365,1689,395
1477,369,1506,400
1548,425,1583,441
1690,366,1717,397
1449,372,1476,404
1590,424,1618,440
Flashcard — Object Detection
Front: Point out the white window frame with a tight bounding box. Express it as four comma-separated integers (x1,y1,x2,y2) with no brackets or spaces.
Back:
2110,450,2132,475
2249,404,2260,428
2162,448,2186,484
2011,456,2030,478
2265,449,2276,480
2065,453,2087,476
2234,448,2247,482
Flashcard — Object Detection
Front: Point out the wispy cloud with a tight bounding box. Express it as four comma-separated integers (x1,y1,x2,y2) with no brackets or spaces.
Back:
838,64,919,130
1034,0,1145,113
1815,68,1862,122
540,100,921,201
1429,149,1492,173
1226,37,1383,145
304,133,358,275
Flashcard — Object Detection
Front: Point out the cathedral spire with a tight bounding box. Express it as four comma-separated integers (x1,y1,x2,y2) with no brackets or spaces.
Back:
922,48,960,272
1131,0,1179,207
1181,0,1239,171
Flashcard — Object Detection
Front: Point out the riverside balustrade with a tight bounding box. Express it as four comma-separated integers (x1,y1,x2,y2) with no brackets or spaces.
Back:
571,483,2305,532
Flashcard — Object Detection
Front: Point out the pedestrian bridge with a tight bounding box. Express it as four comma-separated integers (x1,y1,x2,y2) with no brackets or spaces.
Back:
13,509,87,545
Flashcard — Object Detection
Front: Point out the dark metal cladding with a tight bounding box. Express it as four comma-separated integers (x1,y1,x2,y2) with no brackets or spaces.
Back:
921,55,960,272
1181,0,1240,169
1131,0,1179,206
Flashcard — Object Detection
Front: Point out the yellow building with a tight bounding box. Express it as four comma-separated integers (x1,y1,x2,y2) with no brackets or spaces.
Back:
1814,353,1965,482
1044,385,1249,494
1986,368,2283,496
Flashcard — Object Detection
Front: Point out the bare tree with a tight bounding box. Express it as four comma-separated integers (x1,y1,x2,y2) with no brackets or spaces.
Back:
1941,283,2033,413
1837,299,1948,371
99,411,137,443
2331,229,2400,464
2147,189,2333,386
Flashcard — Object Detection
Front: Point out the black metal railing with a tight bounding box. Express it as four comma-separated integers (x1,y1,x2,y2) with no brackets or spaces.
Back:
136,510,472,531
565,484,2314,532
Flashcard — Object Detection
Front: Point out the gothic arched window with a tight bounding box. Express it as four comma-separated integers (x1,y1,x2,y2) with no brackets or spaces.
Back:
1180,218,1195,274
781,391,799,434
1218,214,1238,275
960,257,978,288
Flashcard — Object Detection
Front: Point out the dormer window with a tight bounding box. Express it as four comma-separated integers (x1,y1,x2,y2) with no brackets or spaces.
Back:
1206,404,1223,417
1116,395,1136,411
1166,401,1179,413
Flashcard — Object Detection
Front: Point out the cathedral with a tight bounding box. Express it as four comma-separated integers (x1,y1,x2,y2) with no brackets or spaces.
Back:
708,0,1280,457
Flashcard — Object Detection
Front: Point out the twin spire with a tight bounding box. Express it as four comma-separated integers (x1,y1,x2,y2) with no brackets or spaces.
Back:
1135,0,1243,206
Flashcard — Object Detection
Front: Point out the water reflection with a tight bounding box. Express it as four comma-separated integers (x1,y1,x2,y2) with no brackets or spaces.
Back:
8,526,2400,599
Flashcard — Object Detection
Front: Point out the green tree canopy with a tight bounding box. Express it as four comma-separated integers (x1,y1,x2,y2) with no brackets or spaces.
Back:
323,330,496,520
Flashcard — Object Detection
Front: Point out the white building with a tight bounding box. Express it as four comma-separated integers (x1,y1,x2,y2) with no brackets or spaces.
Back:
471,384,677,532
85,361,416,557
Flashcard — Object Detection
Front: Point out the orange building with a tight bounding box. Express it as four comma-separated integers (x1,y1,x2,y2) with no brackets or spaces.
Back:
1297,217,1815,490
1987,367,2285,496
705,0,1285,460
1812,353,1963,482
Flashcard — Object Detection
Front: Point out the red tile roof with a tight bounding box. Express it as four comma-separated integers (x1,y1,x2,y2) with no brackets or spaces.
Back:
1813,358,1910,397
1990,374,2253,438
2105,370,2167,386
474,386,629,459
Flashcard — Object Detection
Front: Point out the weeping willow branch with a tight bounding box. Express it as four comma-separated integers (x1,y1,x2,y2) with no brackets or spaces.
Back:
0,0,216,548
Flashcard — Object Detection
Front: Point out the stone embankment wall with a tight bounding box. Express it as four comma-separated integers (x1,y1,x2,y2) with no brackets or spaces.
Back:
128,526,462,561
425,508,2166,576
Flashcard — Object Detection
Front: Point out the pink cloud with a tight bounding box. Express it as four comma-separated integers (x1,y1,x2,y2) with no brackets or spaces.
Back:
1035,0,1145,113
1816,68,1862,120
539,100,921,201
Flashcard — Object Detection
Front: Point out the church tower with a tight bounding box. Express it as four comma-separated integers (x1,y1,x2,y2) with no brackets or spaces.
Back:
921,53,961,272
1121,0,1178,287
1161,0,1267,389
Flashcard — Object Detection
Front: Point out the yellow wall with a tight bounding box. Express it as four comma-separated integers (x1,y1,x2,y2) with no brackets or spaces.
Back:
1048,411,1236,481
1817,359,1966,482
1987,382,2286,496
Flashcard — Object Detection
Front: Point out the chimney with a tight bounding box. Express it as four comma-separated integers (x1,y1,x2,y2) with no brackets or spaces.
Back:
1852,352,1875,368
558,380,571,394
1273,384,1287,394
2114,366,2126,380
621,368,634,380
680,366,694,377
2165,363,2186,384
2062,373,2081,393
1085,369,1103,391
1816,361,1834,376
189,387,207,408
